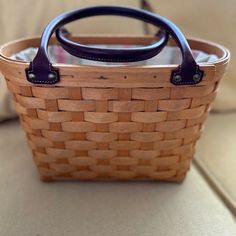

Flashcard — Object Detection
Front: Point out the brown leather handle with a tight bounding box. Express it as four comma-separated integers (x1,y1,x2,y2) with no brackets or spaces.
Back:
56,28,169,62
25,6,204,85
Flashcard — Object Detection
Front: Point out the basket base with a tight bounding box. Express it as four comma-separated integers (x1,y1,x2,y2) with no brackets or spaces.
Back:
39,175,54,182
38,173,187,183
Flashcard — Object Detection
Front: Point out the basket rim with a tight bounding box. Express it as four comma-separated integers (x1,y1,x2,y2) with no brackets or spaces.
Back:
0,35,230,70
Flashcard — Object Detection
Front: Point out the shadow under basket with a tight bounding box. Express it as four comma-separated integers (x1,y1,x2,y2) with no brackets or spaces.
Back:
0,35,230,182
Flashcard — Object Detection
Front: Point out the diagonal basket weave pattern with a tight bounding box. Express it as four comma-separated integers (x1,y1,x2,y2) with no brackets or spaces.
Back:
0,36,229,182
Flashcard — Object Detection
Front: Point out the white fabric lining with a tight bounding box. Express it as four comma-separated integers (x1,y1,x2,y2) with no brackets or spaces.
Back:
12,45,218,66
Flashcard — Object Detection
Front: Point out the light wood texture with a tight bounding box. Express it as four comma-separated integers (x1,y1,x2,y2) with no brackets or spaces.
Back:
0,36,229,181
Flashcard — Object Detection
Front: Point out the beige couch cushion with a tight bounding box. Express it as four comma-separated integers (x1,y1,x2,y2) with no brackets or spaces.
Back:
0,120,236,236
196,113,236,215
0,80,16,121
0,0,143,45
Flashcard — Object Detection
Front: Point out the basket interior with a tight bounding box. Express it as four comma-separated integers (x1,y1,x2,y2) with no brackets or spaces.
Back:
11,44,218,66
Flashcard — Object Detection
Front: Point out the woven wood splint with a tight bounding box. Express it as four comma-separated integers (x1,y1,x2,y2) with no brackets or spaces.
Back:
0,36,230,181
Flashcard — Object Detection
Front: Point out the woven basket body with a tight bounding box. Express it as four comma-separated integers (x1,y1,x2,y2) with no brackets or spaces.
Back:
0,36,229,182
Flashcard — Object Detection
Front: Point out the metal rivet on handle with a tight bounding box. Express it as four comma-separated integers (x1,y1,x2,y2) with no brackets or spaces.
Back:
173,75,182,83
28,73,36,80
48,73,56,80
193,73,201,83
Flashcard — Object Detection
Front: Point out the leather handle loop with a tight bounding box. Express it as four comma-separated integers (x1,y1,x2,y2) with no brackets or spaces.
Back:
56,28,168,62
25,6,204,85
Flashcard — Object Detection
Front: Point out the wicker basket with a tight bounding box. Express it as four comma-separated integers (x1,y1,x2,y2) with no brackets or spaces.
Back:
0,7,230,182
